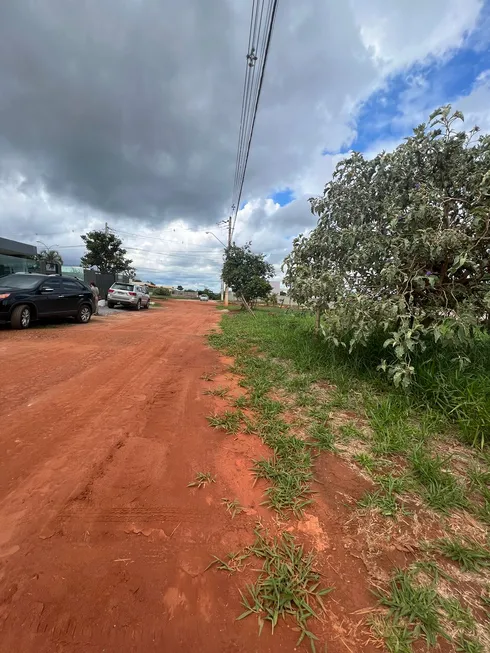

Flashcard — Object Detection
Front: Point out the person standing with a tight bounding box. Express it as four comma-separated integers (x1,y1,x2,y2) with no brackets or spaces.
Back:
90,281,99,315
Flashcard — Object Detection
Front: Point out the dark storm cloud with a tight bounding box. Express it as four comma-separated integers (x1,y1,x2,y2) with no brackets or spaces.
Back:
0,0,245,224
1,0,478,259
0,0,380,231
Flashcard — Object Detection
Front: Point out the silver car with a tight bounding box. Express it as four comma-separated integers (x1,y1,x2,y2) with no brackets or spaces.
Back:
107,282,150,310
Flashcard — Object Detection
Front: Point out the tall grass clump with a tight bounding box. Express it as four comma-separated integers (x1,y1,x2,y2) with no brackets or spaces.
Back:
214,310,490,447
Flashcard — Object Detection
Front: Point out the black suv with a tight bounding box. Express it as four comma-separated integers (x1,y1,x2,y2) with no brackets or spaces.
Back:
0,274,95,330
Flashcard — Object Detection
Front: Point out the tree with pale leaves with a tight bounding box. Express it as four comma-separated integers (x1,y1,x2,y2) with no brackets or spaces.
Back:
283,106,490,388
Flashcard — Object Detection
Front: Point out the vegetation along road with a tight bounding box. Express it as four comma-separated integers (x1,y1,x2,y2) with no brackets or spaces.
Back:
0,301,489,652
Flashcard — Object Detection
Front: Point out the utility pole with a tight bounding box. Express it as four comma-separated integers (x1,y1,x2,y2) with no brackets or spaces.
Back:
224,216,232,306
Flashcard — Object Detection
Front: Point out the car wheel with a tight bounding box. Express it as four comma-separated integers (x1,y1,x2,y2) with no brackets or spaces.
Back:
107,302,115,309
76,304,92,324
11,304,31,330
144,300,150,309
135,300,141,311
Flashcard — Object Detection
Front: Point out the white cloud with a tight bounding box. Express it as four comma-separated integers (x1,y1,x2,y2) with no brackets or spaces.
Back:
0,0,486,290
455,69,490,133
350,0,483,71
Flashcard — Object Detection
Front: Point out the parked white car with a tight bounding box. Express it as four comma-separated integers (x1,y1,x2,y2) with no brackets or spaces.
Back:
199,294,209,301
107,282,150,310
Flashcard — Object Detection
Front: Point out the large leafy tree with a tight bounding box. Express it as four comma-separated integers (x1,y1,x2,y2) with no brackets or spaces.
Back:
36,249,64,265
284,107,490,387
222,243,274,305
80,230,135,275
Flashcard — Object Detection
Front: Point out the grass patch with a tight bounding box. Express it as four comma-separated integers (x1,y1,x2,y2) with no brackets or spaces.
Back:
369,615,415,653
353,453,378,474
376,563,484,651
338,421,364,441
432,537,490,572
210,325,315,517
188,472,216,488
210,309,489,651
455,635,484,653
410,447,467,512
376,567,451,647
212,527,333,650
358,489,401,517
253,438,314,517
207,410,243,434
308,423,336,452
358,473,411,517
233,395,249,409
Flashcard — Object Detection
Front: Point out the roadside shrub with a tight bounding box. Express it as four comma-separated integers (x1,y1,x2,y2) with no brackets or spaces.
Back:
283,107,490,395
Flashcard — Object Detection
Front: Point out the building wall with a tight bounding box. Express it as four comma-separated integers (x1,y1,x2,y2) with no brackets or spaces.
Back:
0,253,40,277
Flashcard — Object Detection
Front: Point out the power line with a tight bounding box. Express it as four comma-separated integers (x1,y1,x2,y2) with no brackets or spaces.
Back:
123,246,222,260
55,244,221,260
108,227,220,249
230,0,278,238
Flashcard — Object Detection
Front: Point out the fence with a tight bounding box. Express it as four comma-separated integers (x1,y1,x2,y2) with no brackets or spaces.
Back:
82,271,124,300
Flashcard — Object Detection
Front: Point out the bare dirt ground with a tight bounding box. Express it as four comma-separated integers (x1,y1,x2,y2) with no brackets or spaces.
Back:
0,302,382,652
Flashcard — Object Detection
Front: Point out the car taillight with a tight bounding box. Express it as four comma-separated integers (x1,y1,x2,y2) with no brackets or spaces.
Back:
108,289,114,293
129,292,136,296
0,293,11,300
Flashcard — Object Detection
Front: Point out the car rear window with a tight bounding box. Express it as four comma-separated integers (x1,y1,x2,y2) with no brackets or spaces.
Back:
112,283,134,291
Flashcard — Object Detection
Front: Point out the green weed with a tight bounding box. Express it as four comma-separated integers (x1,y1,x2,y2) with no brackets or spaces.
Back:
369,615,414,653
443,597,475,631
358,474,410,517
233,395,249,409
203,386,230,397
410,447,467,512
433,537,490,572
376,567,450,647
207,410,243,434
366,396,425,455
455,635,484,653
295,392,315,408
188,472,216,488
253,442,314,517
309,423,336,451
338,422,364,441
222,497,244,519
353,453,378,474
358,489,400,517
236,528,333,650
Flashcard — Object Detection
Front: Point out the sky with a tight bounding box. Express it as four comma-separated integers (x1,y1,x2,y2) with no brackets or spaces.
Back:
0,0,489,289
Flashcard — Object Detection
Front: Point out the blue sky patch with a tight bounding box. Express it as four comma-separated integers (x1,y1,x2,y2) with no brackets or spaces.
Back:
269,188,295,207
350,31,490,153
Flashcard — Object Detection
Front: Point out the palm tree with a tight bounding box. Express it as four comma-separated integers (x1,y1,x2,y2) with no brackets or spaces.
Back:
36,249,64,265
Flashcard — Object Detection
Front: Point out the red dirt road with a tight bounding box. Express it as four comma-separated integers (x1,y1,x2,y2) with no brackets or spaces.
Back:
0,302,382,652
0,303,298,652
